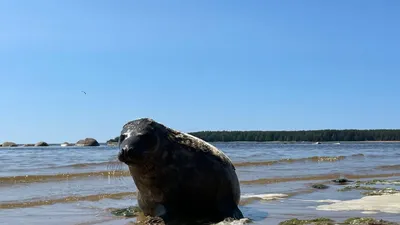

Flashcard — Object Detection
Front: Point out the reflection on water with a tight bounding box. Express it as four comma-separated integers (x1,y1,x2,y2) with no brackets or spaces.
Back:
1,142,400,225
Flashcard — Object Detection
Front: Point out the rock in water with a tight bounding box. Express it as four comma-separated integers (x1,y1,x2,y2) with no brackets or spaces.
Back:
331,177,353,185
312,183,329,189
76,138,99,146
117,118,244,224
23,144,35,147
35,141,49,147
2,142,17,147
61,142,73,147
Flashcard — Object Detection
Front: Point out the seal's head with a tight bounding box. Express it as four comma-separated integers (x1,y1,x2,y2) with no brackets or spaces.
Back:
117,118,163,165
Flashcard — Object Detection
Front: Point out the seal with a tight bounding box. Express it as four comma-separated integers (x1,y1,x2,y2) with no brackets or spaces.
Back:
117,118,244,224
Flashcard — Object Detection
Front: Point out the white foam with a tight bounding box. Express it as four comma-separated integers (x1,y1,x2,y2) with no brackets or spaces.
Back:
316,193,400,214
300,199,342,203
214,218,252,225
241,193,288,201
361,211,378,214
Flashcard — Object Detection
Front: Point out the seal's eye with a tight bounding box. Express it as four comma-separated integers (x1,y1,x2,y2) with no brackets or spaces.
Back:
137,133,157,150
119,134,127,143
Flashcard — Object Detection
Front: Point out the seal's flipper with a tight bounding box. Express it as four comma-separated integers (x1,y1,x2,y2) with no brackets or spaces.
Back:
216,198,244,220
230,205,244,219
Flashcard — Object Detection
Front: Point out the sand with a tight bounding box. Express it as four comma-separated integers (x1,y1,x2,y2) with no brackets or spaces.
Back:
316,193,400,214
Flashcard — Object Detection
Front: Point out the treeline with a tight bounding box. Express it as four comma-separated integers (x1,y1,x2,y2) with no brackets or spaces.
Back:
108,129,400,143
190,130,400,142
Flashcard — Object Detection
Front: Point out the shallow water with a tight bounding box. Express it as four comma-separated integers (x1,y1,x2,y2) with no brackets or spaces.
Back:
1,142,400,225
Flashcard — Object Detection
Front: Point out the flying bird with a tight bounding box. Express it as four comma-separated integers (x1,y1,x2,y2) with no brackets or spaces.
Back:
81,91,86,95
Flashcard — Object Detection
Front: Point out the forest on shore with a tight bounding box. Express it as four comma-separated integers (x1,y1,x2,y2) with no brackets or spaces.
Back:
107,129,400,143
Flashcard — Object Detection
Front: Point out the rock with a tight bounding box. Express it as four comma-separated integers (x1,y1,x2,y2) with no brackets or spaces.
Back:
343,217,400,225
107,141,118,146
110,206,142,217
132,216,166,225
337,185,378,192
61,142,73,147
312,183,329,189
23,144,35,147
279,218,334,225
331,177,353,185
2,142,17,147
76,138,99,146
35,141,49,147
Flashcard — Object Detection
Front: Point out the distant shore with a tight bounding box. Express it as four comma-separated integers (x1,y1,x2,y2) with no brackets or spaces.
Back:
4,128,400,147
4,140,400,148
106,129,400,143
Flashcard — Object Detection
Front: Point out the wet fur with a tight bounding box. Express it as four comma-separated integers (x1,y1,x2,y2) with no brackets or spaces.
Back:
118,118,244,224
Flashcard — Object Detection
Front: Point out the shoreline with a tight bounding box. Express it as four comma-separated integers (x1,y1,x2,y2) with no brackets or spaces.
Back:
2,140,400,147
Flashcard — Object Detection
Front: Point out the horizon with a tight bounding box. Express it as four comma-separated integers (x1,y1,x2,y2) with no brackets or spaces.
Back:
1,0,400,143
6,128,400,145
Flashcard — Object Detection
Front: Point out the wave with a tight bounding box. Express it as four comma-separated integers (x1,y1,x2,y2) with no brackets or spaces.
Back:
0,190,306,210
376,164,400,170
3,171,399,210
31,153,365,171
0,170,130,186
2,169,399,191
57,161,122,169
0,191,136,209
233,154,364,167
240,172,400,185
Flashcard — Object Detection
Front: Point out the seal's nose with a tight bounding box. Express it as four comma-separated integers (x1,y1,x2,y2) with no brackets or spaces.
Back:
118,145,131,162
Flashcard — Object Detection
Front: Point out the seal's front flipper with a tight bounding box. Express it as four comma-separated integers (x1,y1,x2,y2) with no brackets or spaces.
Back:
230,206,244,220
217,203,244,221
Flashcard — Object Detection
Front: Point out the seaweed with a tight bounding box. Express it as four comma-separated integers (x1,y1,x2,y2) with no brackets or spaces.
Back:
279,218,334,225
110,206,142,217
279,218,400,225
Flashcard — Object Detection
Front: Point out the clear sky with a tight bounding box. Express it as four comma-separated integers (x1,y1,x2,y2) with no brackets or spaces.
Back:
1,0,400,144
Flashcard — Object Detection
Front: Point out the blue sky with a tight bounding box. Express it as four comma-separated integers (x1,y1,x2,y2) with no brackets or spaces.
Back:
1,0,400,143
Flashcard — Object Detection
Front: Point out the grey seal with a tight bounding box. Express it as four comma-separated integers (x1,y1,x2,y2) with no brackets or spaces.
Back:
117,118,244,224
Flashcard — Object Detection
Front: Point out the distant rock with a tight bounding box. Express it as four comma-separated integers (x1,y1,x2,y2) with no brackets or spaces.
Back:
35,141,49,147
107,141,118,146
76,138,99,146
61,142,74,147
23,144,35,147
331,177,354,185
2,142,17,147
312,183,329,189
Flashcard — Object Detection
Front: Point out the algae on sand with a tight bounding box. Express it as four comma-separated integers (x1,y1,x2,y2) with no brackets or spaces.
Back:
279,218,334,225
337,185,378,192
110,206,142,217
279,218,400,225
355,179,400,186
343,217,400,225
362,187,400,196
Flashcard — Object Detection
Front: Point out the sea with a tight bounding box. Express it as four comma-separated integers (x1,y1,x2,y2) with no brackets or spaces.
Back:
1,142,400,225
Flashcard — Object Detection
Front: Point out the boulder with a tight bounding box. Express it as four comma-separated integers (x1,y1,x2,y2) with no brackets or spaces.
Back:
2,142,17,147
107,141,118,146
61,142,73,147
76,138,99,146
23,144,35,147
35,141,49,147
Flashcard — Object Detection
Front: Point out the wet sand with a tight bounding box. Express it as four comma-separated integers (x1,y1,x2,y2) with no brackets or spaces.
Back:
1,142,400,224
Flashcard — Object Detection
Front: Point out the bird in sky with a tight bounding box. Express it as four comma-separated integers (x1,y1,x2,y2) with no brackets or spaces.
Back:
81,91,86,95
